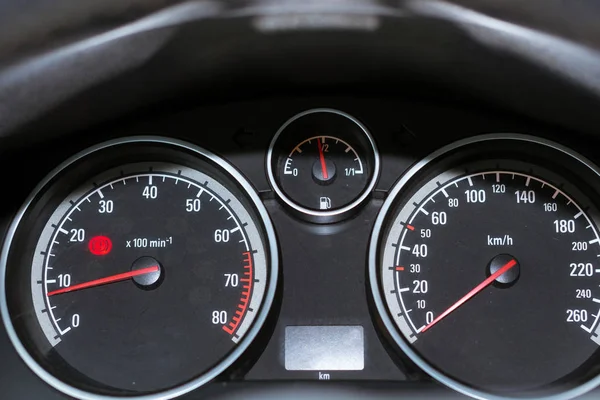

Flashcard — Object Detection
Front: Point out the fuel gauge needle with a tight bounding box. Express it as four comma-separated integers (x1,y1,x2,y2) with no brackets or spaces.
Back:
317,138,329,180
47,266,159,296
420,259,517,333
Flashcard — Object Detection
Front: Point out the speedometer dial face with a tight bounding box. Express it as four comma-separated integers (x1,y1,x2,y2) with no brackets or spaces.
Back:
1,138,278,399
370,135,600,399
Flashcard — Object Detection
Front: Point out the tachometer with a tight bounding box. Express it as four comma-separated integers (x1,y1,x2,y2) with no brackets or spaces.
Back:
370,134,600,399
1,137,278,399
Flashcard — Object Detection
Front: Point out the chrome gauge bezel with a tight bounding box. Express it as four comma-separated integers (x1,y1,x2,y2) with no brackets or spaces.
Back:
0,136,279,400
266,108,380,223
368,133,600,400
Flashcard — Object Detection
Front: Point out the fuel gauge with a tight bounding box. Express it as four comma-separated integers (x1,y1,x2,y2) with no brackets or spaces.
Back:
267,109,379,223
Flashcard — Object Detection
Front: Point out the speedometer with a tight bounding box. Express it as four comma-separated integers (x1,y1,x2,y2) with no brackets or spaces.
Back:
1,137,278,399
370,134,600,399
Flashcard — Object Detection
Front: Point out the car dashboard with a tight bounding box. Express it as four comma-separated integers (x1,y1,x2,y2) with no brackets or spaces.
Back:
3,2,600,400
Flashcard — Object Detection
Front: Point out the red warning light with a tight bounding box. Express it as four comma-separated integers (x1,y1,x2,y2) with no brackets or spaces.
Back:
89,236,112,256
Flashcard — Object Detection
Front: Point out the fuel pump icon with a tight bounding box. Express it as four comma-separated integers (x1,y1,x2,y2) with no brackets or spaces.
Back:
319,197,332,210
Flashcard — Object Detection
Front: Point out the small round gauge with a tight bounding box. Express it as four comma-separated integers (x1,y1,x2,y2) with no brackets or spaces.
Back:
370,134,600,399
267,109,379,222
1,137,278,399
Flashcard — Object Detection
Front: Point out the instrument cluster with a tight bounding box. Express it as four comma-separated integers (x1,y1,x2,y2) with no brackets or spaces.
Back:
2,104,600,400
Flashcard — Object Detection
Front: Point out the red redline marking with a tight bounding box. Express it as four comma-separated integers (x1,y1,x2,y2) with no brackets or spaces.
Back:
406,224,415,231
222,251,254,335
395,266,405,271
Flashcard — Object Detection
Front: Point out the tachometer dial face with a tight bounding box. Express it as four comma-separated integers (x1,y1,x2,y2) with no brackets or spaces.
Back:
267,109,379,222
370,135,600,399
1,138,278,399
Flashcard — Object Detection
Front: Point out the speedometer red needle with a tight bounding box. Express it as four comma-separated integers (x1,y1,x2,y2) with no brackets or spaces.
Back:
316,138,329,180
420,259,517,333
47,266,159,297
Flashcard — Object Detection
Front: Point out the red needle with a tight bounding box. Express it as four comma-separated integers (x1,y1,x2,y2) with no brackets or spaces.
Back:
47,266,159,296
420,259,517,333
317,138,329,180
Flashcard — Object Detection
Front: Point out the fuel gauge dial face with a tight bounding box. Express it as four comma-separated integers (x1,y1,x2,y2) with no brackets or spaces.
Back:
267,109,379,222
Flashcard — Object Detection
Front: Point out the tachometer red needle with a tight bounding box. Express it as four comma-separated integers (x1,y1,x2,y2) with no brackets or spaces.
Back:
420,259,517,333
47,266,159,296
316,138,329,180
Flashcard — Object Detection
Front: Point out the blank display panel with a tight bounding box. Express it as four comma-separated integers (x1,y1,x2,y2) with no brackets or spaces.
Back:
284,326,364,371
